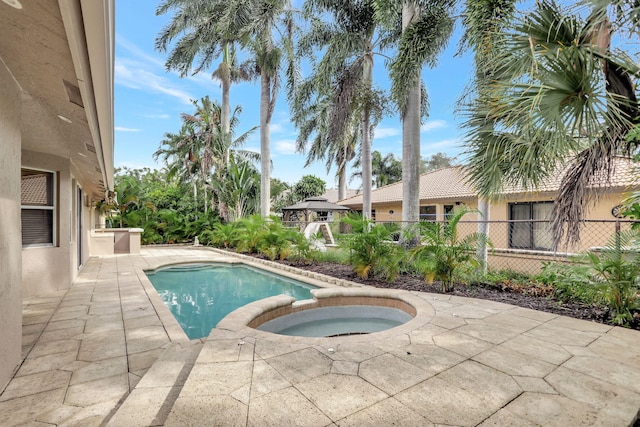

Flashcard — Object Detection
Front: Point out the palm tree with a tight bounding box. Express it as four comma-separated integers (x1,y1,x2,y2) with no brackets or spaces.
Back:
352,150,402,188
242,0,297,217
155,97,258,220
462,0,640,246
153,123,202,207
373,0,456,242
294,88,361,201
293,0,393,218
211,155,260,221
156,0,254,149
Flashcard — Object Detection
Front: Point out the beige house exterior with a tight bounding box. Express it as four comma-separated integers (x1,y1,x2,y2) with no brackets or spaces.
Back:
339,163,638,272
0,0,114,390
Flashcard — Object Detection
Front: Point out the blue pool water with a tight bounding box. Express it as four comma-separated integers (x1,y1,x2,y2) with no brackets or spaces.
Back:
146,263,316,339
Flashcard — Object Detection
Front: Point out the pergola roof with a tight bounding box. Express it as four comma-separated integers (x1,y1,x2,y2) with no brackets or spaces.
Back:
282,197,350,212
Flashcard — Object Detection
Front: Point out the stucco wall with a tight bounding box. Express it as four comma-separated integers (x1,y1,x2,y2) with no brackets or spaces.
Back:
0,63,23,391
21,151,72,297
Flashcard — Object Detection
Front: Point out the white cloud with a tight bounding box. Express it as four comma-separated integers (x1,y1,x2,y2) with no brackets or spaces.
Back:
115,59,195,104
144,113,171,120
116,34,165,68
420,120,447,133
270,123,285,134
421,138,463,153
274,139,298,155
115,127,141,132
373,127,401,138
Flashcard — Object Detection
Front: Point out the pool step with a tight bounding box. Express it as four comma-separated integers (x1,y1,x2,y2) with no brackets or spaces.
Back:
105,341,203,427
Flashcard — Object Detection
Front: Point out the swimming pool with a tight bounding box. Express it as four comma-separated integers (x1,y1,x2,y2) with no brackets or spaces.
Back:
145,263,316,339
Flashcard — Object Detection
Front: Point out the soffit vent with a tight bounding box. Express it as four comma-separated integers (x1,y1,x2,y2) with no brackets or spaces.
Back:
85,143,96,153
95,166,102,173
63,80,84,108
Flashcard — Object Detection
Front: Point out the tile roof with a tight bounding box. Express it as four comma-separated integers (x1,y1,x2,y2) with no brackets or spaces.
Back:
319,188,360,203
339,158,639,207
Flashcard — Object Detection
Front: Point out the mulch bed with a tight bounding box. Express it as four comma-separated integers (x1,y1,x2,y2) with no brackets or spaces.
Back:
266,258,639,331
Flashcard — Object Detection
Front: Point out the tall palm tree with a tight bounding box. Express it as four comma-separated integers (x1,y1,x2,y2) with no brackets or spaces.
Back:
462,0,640,246
153,123,201,206
294,94,359,201
242,0,297,217
373,0,455,241
293,0,393,218
156,0,253,148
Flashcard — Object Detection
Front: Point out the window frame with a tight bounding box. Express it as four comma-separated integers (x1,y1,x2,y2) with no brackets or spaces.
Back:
419,205,437,222
508,201,553,251
21,168,57,248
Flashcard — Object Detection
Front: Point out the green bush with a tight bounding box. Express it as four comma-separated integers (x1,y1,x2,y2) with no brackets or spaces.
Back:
203,222,240,248
411,207,491,292
342,216,404,282
543,230,640,326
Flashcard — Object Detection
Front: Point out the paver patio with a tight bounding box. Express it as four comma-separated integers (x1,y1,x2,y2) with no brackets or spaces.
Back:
1,247,639,426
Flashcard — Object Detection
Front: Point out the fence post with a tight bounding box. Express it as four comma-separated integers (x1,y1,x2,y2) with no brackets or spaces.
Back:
476,198,489,274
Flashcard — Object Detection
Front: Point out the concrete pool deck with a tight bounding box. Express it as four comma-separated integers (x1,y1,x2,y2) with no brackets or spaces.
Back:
1,247,639,426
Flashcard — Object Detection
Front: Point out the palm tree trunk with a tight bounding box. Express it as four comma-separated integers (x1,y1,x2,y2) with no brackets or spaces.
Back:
362,53,374,219
401,2,421,244
193,181,197,205
203,185,207,214
362,107,372,219
221,44,232,166
338,166,347,201
260,71,271,217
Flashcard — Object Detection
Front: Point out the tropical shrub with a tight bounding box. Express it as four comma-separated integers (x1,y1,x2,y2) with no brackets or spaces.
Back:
342,215,404,282
411,207,491,292
259,219,298,261
542,230,640,326
203,222,240,248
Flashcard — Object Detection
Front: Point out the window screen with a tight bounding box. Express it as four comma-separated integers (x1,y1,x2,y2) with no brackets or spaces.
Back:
509,202,553,250
21,169,55,247
419,205,437,221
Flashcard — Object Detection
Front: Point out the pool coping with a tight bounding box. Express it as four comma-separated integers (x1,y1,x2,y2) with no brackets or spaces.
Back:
217,287,437,345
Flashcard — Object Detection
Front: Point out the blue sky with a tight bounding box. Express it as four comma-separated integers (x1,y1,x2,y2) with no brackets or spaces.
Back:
114,1,474,187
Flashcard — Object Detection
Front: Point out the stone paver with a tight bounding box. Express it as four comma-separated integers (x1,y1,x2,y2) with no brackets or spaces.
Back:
1,247,639,426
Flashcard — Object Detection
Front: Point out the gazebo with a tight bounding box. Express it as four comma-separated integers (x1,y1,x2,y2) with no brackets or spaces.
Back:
282,197,349,223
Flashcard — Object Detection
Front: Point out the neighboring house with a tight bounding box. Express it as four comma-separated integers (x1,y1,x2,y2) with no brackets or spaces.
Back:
319,188,360,203
339,162,639,272
0,0,114,390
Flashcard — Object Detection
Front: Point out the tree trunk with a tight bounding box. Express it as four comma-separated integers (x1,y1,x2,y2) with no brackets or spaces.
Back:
260,71,271,217
361,54,374,219
401,3,421,244
362,107,372,219
203,185,207,214
476,198,490,274
221,44,232,165
193,181,197,205
338,166,347,201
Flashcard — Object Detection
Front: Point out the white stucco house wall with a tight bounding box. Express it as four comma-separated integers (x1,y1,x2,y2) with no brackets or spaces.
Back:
0,0,114,390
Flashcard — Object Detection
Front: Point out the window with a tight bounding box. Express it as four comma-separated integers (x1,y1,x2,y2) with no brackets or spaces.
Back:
21,169,55,247
443,205,454,221
419,205,437,221
509,202,553,250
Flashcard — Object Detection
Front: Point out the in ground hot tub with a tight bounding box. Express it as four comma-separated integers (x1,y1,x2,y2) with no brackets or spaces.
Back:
243,288,419,338
257,305,413,337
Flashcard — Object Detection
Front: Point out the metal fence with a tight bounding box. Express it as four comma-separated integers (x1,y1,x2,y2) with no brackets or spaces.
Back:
285,218,637,276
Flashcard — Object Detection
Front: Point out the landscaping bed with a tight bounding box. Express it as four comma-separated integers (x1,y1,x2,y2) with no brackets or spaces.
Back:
273,259,637,330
